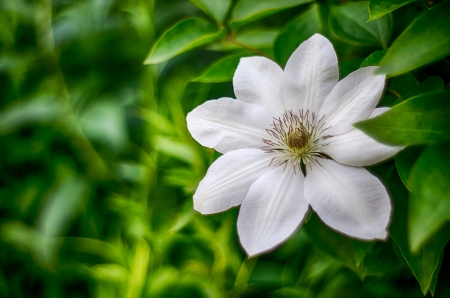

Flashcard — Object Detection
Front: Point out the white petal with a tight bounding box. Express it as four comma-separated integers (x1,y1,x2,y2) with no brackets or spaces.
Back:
233,57,286,117
283,34,339,113
322,108,404,166
319,67,385,136
194,149,273,214
304,159,391,240
237,165,309,257
187,98,272,154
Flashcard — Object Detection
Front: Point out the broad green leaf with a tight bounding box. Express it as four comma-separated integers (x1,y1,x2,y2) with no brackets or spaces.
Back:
190,0,232,23
368,0,416,21
329,1,392,48
355,90,450,145
386,168,450,295
207,29,278,51
230,0,314,28
360,49,387,67
408,140,450,251
191,53,247,83
144,18,225,64
273,5,322,66
394,146,424,190
385,74,419,101
419,76,445,93
378,0,450,76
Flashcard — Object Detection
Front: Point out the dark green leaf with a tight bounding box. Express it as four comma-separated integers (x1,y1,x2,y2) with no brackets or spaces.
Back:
230,0,314,28
190,0,232,23
394,146,424,190
419,76,445,93
378,0,450,76
339,58,365,79
368,0,416,21
273,4,322,66
207,29,278,51
329,1,392,48
408,140,450,251
360,49,387,67
191,53,247,83
355,90,450,145
144,18,225,64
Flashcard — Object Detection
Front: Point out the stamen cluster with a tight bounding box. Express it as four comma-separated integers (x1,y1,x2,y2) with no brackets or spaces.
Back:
262,109,331,173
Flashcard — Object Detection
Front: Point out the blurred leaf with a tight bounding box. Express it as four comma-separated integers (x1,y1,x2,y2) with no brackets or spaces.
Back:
408,140,450,251
378,1,450,76
126,239,150,298
230,0,314,28
153,135,202,166
360,49,387,67
207,29,278,51
78,101,128,153
355,90,450,145
273,4,322,66
362,241,400,276
90,263,128,283
169,199,195,233
144,18,225,64
395,146,424,190
419,76,445,93
368,0,416,21
386,167,450,296
329,1,392,48
191,53,247,83
190,0,232,23
351,240,374,267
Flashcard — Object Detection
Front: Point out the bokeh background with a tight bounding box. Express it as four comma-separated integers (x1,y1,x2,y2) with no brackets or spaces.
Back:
1,0,450,297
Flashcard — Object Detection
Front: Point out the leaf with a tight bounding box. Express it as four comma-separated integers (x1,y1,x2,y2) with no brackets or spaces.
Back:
351,239,374,267
360,49,387,67
408,140,450,251
419,76,445,94
207,29,278,51
378,0,450,76
368,0,416,21
355,90,450,146
191,53,247,83
144,18,225,64
385,73,419,101
386,167,450,295
339,58,365,79
190,0,232,23
230,0,314,28
394,146,424,190
273,4,322,66
329,1,392,48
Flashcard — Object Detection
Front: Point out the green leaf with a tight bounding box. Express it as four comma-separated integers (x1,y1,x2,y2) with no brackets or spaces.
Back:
360,49,387,67
408,140,450,251
351,239,374,267
190,0,232,23
386,166,449,295
394,146,424,190
355,90,450,146
207,29,278,51
378,0,450,76
191,53,247,83
368,0,416,21
419,76,445,93
273,5,322,66
385,74,419,101
339,58,365,79
144,18,225,64
329,1,392,48
230,0,314,28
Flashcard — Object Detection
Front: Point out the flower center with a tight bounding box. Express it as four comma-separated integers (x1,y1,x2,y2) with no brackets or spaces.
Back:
262,109,331,172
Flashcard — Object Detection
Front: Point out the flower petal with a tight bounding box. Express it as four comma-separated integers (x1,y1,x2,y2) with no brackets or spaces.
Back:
187,98,272,154
233,57,286,117
194,148,273,214
283,34,339,113
319,67,385,136
237,165,309,256
304,159,391,240
322,108,404,166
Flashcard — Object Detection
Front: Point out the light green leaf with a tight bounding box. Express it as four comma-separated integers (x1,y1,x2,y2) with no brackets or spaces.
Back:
207,29,278,52
355,90,450,146
386,167,450,295
230,0,314,28
329,1,392,48
144,18,225,64
408,140,450,252
273,5,322,66
360,49,387,67
378,1,450,76
191,53,247,83
368,0,416,21
190,0,232,23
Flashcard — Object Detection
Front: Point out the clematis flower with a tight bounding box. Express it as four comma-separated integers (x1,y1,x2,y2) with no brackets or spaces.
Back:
186,34,403,257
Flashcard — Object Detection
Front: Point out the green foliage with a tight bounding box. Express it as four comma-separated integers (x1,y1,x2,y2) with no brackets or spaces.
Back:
2,0,450,297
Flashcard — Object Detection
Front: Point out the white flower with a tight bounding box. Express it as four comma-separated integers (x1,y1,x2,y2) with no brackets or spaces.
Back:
186,34,403,257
